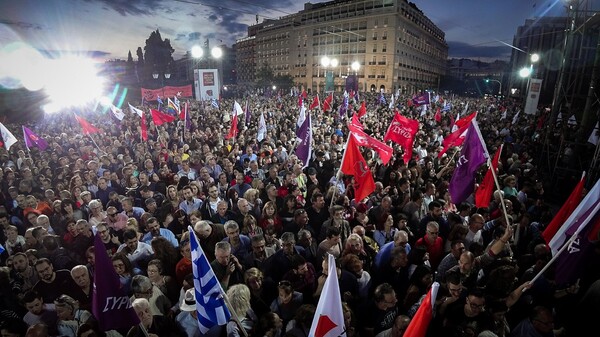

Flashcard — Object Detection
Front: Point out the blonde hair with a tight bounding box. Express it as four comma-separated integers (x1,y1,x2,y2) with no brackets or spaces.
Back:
226,284,252,318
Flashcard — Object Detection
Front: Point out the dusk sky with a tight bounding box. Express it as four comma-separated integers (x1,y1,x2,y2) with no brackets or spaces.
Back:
0,0,594,63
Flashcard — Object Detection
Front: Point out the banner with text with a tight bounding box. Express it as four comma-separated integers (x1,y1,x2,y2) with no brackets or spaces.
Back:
141,85,193,101
194,69,220,101
524,78,542,115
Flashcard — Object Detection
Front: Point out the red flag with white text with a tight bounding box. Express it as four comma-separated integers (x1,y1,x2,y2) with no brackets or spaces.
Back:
348,115,393,165
384,112,419,165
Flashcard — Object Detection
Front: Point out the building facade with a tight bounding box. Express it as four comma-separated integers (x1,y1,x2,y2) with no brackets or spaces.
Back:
235,0,448,95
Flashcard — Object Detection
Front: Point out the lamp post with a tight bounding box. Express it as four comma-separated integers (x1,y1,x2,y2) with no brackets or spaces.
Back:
485,79,502,96
321,56,338,93
191,44,223,100
351,61,361,92
152,67,171,98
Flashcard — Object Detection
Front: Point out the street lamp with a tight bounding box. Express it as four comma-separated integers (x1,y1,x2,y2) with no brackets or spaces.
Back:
152,67,171,97
320,55,338,93
485,78,502,95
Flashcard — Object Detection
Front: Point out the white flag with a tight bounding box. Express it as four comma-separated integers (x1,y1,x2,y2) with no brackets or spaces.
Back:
588,122,599,146
308,254,346,337
128,103,143,118
568,115,577,127
512,111,520,125
110,105,125,121
0,123,17,151
257,112,267,142
233,101,244,117
388,92,395,109
297,104,306,128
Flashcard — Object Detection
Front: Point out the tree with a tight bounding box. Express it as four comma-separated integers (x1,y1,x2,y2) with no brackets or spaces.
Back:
143,29,174,81
126,50,134,79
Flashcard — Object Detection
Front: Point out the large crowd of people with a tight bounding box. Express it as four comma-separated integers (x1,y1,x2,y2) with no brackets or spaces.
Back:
0,89,598,337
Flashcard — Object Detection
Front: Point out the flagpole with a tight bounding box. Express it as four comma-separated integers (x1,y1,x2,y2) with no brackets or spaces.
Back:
330,132,352,208
22,126,31,154
471,121,511,231
528,196,600,286
189,229,248,337
138,323,150,337
528,231,579,286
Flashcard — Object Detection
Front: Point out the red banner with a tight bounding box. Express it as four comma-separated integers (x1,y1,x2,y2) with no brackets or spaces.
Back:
141,85,193,101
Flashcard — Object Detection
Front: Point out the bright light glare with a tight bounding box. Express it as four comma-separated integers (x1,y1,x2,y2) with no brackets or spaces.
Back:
351,61,360,71
211,46,222,59
519,67,532,78
530,53,540,63
330,58,339,67
42,102,61,114
0,43,47,91
191,45,203,58
321,56,330,67
99,96,113,107
44,56,105,112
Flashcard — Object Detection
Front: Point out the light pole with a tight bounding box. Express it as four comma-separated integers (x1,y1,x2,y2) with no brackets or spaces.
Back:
351,61,361,93
191,45,223,100
485,79,502,96
152,67,171,98
321,56,338,93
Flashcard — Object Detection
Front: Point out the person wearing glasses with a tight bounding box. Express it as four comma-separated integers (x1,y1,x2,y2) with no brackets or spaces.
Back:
441,288,493,337
32,258,78,304
415,221,444,270
360,283,401,337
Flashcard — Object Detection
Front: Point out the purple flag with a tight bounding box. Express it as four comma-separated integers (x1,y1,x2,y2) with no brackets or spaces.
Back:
448,121,487,205
22,126,48,151
554,201,600,286
412,92,430,106
295,111,312,168
92,233,140,331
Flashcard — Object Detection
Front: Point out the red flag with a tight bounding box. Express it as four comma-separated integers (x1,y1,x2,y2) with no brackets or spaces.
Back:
475,144,503,208
341,135,375,202
356,101,366,118
74,115,100,134
179,102,186,120
225,113,238,140
438,113,478,158
542,172,586,244
348,115,393,165
407,99,413,107
404,283,439,337
309,95,320,110
434,108,441,123
150,109,176,125
301,89,308,99
298,95,303,107
384,112,419,165
323,93,333,112
455,111,477,129
140,109,148,141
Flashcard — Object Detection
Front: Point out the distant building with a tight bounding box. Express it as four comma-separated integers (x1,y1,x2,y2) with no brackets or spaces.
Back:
235,0,448,95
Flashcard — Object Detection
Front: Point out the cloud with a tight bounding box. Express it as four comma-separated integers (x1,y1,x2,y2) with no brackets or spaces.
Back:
0,19,43,30
447,41,512,60
187,12,196,17
188,32,201,41
86,0,164,16
37,49,112,59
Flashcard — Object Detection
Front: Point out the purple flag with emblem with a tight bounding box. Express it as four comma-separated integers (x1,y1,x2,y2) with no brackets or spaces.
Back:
92,233,140,331
554,199,600,286
295,111,312,168
448,120,488,205
22,126,48,151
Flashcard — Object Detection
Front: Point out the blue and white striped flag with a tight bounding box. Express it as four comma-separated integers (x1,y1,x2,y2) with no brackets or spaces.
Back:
211,98,219,109
188,226,231,333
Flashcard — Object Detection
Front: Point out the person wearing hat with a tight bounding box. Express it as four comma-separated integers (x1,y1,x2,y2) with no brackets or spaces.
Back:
175,288,203,337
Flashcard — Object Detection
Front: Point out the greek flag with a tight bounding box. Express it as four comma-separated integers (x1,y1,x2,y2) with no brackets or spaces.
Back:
211,98,219,109
188,226,230,333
